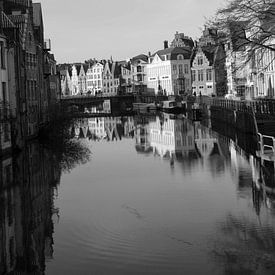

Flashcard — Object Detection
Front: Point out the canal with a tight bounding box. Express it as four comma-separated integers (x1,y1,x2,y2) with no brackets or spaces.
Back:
1,114,275,274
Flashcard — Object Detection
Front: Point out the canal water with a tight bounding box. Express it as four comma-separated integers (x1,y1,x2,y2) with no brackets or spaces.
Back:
1,114,275,274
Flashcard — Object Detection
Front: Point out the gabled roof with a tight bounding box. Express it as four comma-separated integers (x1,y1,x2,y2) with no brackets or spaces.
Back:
118,60,131,70
83,64,89,73
75,64,81,75
113,62,121,78
191,46,216,66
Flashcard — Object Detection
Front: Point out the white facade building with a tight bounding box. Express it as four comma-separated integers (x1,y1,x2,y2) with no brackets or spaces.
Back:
147,46,192,96
86,62,104,95
71,65,80,95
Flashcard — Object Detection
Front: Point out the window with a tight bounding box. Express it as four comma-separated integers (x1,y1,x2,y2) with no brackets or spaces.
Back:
206,69,212,81
177,55,184,60
178,64,183,75
184,64,189,74
198,56,203,65
173,64,177,71
0,41,5,69
192,71,196,82
198,70,204,81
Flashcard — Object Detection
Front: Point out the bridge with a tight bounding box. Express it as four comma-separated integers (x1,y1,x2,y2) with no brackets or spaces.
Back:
60,94,168,106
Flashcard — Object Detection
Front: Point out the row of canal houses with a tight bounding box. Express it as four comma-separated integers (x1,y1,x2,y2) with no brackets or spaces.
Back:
0,0,60,157
60,20,275,100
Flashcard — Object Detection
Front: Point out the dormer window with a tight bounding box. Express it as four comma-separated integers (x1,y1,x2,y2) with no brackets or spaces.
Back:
177,55,184,60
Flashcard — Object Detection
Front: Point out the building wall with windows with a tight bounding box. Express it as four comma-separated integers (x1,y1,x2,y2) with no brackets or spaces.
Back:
191,48,215,96
78,64,88,95
71,65,80,95
86,62,104,96
255,46,275,98
102,62,120,96
120,62,132,94
0,34,11,153
130,54,148,94
147,47,192,96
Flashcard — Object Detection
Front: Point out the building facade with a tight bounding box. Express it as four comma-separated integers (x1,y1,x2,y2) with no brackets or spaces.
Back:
130,54,148,94
147,43,192,96
191,45,227,97
102,61,120,96
0,32,11,154
86,62,104,95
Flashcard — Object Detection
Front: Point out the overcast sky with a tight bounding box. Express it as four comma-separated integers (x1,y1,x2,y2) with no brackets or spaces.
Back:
40,0,225,63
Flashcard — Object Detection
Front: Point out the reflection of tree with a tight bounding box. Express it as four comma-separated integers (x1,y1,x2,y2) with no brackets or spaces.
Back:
212,214,275,274
54,139,91,173
39,118,91,173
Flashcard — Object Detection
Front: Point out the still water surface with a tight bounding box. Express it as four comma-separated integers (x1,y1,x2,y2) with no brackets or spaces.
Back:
1,114,275,274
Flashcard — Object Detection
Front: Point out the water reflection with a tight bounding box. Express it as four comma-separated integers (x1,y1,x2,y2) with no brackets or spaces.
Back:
3,114,275,274
72,117,135,141
0,136,91,274
212,215,275,274
72,114,275,217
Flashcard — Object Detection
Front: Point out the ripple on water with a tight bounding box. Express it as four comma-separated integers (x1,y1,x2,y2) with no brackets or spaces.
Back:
56,208,197,273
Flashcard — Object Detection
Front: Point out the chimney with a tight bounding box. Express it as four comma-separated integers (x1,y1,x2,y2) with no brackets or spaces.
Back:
164,40,168,49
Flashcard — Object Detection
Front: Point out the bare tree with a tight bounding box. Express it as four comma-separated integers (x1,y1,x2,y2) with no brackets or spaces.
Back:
209,0,275,65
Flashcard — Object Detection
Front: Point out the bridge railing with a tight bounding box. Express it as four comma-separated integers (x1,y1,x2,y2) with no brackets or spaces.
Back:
258,133,275,155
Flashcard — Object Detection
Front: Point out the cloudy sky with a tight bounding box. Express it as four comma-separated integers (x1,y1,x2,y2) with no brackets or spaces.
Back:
41,0,225,63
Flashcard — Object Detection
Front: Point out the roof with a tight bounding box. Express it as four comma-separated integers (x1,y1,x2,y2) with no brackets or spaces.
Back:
191,46,215,66
131,54,148,62
153,47,192,60
75,64,81,75
83,64,89,73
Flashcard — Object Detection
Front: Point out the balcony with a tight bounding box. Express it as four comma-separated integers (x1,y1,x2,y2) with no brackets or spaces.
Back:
44,39,51,52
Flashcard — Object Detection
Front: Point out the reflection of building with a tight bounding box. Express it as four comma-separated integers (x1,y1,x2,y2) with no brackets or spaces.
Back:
135,117,152,153
0,141,60,274
74,117,134,141
148,116,197,159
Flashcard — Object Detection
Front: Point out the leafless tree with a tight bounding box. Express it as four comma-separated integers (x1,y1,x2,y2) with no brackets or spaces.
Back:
208,0,275,68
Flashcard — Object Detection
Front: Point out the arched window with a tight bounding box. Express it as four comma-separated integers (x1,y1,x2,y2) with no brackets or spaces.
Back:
177,55,184,60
